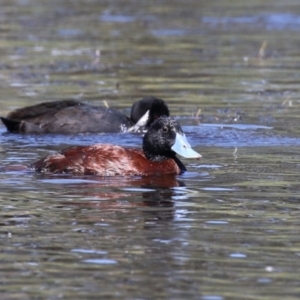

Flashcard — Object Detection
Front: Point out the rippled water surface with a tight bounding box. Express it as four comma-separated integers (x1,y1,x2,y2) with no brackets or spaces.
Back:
1,0,300,299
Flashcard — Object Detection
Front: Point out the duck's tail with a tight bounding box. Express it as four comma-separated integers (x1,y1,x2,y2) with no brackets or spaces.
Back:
0,117,22,133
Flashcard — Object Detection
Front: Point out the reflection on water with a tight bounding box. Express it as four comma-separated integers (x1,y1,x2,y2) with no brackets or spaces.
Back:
203,13,300,30
1,0,300,299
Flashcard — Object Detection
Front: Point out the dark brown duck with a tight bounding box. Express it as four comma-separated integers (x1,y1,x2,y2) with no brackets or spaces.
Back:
0,96,169,134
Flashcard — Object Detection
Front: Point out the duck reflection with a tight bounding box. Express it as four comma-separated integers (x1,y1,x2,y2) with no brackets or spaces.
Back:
38,174,186,221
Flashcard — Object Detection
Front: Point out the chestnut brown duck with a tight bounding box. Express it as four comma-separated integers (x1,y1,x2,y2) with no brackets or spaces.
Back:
31,116,201,176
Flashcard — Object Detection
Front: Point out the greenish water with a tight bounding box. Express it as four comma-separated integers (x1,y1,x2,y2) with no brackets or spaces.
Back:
1,0,300,299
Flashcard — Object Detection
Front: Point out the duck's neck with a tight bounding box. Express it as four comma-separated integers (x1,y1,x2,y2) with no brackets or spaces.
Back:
146,152,187,174
172,156,187,174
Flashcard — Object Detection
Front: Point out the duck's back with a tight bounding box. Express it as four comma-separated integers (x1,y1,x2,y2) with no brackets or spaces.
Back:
3,100,132,133
7,100,79,120
38,104,132,133
32,144,180,176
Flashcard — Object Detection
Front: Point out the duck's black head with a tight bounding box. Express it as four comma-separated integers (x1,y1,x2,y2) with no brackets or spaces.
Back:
130,97,169,129
142,116,201,172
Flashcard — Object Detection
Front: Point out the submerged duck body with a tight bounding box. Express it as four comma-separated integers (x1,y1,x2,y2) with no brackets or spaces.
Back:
31,116,201,176
0,97,169,134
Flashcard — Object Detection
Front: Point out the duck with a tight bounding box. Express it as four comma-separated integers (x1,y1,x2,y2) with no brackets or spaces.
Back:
0,96,169,134
31,116,201,176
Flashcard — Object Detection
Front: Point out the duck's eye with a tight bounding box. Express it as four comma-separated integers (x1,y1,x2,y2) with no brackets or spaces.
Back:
162,126,168,133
